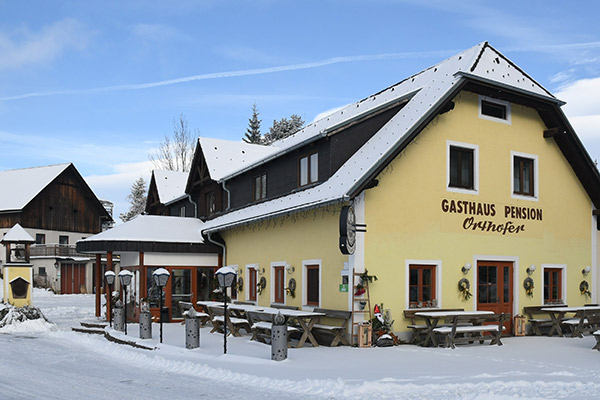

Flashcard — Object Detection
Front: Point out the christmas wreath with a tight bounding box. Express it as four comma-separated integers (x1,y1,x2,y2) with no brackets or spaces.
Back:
458,278,472,300
285,278,296,298
257,276,267,296
580,280,592,297
523,277,534,297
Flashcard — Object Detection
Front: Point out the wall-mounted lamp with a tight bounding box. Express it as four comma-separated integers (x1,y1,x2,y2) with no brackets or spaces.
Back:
461,263,472,274
285,263,295,273
252,265,265,275
582,265,591,276
526,265,536,275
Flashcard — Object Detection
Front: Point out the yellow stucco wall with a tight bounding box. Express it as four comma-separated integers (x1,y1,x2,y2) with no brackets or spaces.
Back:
3,265,33,307
365,91,594,331
222,205,348,310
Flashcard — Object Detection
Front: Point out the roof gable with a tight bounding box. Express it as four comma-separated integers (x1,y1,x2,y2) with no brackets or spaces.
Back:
152,170,189,204
1,223,35,243
0,164,70,212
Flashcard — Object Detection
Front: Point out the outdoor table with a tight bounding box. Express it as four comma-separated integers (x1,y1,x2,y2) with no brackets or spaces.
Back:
259,308,326,348
541,306,600,337
226,303,265,319
414,310,493,347
196,300,223,317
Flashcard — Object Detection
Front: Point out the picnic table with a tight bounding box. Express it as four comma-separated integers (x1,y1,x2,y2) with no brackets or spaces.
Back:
259,307,326,348
414,310,493,347
541,306,600,337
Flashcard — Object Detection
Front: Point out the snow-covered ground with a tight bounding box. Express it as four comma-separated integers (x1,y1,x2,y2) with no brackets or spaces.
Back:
1,283,600,399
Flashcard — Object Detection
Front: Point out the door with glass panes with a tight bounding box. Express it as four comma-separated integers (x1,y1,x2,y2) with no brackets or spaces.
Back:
477,261,513,334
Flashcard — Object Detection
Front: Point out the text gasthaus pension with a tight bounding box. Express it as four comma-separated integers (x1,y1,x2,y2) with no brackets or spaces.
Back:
441,198,542,236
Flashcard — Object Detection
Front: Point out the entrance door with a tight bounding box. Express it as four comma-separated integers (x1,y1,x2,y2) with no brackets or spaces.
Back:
61,263,86,294
477,261,513,334
170,269,192,319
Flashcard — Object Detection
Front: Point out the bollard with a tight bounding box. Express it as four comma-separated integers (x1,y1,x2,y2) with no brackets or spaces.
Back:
113,300,124,332
184,308,200,349
271,311,287,361
139,311,152,339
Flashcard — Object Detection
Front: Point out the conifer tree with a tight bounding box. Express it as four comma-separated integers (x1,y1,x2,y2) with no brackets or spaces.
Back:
119,177,147,222
243,103,263,144
263,114,305,144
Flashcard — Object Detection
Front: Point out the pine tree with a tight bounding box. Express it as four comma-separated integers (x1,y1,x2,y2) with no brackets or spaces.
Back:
243,103,263,144
263,114,305,144
119,177,147,222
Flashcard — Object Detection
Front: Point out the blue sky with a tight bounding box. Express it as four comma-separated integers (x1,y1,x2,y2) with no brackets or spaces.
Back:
1,0,599,219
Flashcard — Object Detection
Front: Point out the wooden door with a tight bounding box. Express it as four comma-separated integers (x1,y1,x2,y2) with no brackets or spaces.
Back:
61,263,86,294
274,266,285,304
477,261,513,334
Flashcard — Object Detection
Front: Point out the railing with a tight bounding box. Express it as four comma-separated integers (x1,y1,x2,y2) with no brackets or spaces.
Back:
30,244,87,258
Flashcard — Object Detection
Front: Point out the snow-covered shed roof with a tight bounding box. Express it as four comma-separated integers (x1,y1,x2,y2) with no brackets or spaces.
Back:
198,137,280,182
0,164,70,212
202,42,589,233
152,170,189,205
1,224,35,243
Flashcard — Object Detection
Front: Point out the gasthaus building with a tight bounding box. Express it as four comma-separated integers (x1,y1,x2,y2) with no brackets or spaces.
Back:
80,42,600,340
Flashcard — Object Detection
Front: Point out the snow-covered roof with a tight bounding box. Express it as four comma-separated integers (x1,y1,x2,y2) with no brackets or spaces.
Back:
0,164,70,212
78,215,205,244
202,42,562,233
1,224,35,243
152,170,189,205
199,137,280,182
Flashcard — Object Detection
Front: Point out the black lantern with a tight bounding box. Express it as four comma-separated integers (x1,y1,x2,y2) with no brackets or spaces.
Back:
104,270,116,327
118,270,133,335
152,268,170,343
215,266,237,354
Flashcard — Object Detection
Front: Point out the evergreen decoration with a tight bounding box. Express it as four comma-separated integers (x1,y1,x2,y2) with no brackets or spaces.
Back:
580,281,592,297
458,278,472,300
119,176,147,222
243,103,263,144
523,277,534,297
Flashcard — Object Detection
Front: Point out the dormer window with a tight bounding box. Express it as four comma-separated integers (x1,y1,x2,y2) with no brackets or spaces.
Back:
254,173,267,201
479,96,511,124
299,152,318,187
206,191,216,216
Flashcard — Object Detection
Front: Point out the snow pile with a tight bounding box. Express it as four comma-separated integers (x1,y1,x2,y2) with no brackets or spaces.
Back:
0,303,56,333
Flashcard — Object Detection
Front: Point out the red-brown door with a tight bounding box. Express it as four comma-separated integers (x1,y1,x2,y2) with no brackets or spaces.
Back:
274,266,285,303
61,263,86,294
477,261,513,334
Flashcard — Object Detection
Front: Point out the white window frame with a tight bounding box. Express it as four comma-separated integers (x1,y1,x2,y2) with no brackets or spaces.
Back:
479,95,511,125
270,261,287,305
447,140,479,195
302,259,322,310
541,264,567,305
511,151,539,202
245,264,259,303
405,260,442,309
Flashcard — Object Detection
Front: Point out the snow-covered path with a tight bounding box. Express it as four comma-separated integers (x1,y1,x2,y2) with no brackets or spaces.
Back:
2,285,600,399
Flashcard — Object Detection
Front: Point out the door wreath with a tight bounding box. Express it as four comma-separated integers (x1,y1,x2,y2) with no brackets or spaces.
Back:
458,278,472,300
523,277,534,297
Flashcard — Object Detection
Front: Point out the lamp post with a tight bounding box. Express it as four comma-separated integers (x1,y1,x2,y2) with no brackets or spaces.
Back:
118,270,133,335
152,268,170,343
104,270,115,327
215,266,237,354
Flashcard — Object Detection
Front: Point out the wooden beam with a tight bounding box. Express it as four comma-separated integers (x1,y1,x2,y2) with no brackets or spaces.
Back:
95,254,101,317
543,127,565,138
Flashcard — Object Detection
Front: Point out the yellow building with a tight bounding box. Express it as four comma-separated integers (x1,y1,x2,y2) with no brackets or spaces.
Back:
150,42,600,341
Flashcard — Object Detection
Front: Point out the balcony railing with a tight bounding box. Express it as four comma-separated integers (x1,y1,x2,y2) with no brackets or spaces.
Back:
30,244,87,258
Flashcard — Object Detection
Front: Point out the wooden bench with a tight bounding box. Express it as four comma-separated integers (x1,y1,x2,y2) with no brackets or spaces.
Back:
178,301,210,326
523,305,567,336
433,313,506,349
209,306,251,337
311,308,352,346
403,308,463,345
246,311,298,346
563,309,600,338
270,304,299,310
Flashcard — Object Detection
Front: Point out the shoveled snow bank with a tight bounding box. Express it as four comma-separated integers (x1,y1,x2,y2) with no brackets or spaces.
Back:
0,303,56,333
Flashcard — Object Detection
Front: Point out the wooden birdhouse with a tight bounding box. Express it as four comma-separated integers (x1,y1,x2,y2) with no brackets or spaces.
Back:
1,224,35,306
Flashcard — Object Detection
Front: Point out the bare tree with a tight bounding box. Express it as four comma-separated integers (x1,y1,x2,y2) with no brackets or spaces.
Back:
149,114,196,172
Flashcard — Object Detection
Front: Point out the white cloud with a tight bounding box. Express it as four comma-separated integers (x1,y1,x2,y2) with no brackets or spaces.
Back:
0,19,92,70
132,23,189,43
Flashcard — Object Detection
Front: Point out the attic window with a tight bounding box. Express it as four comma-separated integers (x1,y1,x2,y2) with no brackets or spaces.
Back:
479,96,511,124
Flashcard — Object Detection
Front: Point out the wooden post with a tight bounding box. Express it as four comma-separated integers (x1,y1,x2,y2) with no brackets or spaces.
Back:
107,252,113,322
95,254,101,317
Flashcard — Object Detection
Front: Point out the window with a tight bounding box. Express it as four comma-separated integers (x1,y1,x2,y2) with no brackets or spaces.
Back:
206,192,216,216
35,234,45,245
274,266,285,303
179,206,186,217
38,267,47,276
409,265,436,308
248,267,257,302
479,96,511,124
59,236,69,245
449,146,474,189
514,156,534,196
544,268,563,304
253,173,267,201
299,152,318,187
306,264,320,306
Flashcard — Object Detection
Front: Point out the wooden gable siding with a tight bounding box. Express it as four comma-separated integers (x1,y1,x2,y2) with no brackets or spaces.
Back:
168,197,196,218
0,167,107,233
145,176,168,215
192,179,224,220
223,104,403,212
